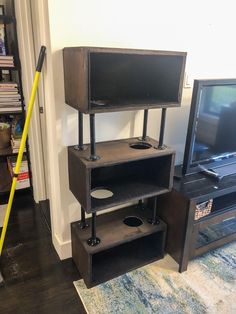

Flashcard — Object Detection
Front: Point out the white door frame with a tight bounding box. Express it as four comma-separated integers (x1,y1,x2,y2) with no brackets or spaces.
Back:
14,0,46,203
15,0,69,259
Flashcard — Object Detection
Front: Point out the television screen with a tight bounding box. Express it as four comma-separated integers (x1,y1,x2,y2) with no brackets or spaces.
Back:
182,79,236,175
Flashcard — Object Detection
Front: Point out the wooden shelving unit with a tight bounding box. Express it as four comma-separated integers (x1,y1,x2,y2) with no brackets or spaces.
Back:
0,160,11,194
72,205,166,287
0,145,20,156
68,137,175,213
63,47,186,114
64,46,187,287
0,14,15,24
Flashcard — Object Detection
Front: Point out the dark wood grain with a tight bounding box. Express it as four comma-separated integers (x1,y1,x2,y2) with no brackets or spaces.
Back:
71,204,166,287
70,137,175,169
68,146,89,210
159,168,236,272
63,47,88,112
63,46,187,113
0,193,85,314
68,137,175,213
174,169,236,202
0,146,18,157
158,191,192,272
73,205,166,253
0,160,12,194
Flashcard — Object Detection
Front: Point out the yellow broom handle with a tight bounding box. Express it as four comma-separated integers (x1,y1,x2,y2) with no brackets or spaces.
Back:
0,46,46,256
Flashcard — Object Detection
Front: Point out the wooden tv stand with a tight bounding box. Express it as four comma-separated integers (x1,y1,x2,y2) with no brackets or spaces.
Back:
158,168,236,272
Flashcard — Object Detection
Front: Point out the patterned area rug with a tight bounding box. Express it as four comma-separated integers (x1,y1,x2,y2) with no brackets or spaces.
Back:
74,242,236,314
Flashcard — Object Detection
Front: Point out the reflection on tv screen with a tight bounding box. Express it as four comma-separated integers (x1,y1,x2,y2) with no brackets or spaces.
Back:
192,85,236,164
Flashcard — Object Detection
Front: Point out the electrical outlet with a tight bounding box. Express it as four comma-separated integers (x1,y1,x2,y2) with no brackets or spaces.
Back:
184,73,193,88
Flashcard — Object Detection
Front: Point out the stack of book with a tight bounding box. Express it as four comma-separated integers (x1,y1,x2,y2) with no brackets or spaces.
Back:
10,135,26,153
0,55,14,67
0,82,22,112
7,155,30,190
11,135,21,153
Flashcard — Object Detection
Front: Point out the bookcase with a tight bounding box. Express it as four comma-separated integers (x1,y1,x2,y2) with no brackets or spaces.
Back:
64,46,186,287
0,0,31,205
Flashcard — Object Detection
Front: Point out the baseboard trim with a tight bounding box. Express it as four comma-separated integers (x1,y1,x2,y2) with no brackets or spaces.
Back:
36,200,72,260
52,233,72,260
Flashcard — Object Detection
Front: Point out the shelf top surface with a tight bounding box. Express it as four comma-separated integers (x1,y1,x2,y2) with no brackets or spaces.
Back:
64,46,187,57
0,15,16,24
0,110,23,115
68,137,175,169
0,146,15,157
0,146,25,157
174,167,236,202
0,66,18,70
90,183,170,213
72,205,166,254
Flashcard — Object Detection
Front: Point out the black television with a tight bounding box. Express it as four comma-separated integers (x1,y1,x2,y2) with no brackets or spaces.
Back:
182,78,236,178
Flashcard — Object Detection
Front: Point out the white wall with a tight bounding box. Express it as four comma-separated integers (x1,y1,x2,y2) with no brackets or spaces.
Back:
43,0,236,258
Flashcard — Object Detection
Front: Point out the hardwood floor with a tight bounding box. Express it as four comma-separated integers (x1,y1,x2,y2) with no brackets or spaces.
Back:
0,193,86,314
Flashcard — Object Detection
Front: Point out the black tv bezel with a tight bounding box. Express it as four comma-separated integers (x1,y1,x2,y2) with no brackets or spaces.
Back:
182,78,236,176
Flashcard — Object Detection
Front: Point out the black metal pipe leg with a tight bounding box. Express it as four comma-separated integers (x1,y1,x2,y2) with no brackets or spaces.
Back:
79,207,88,229
74,111,86,151
88,113,100,161
140,109,149,141
138,199,145,210
148,197,160,225
87,212,101,246
158,108,167,149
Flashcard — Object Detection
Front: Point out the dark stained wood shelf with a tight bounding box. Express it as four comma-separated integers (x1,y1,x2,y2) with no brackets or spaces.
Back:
73,205,166,253
0,146,24,157
0,66,18,70
158,168,236,272
71,137,175,168
63,46,186,114
0,146,13,156
173,166,236,202
0,14,16,24
91,180,169,212
68,137,175,213
67,46,186,287
90,99,181,114
0,160,30,196
72,205,166,287
0,160,12,194
0,110,23,115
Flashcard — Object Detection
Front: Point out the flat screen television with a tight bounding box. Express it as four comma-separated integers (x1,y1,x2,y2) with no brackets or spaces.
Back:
182,79,236,178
